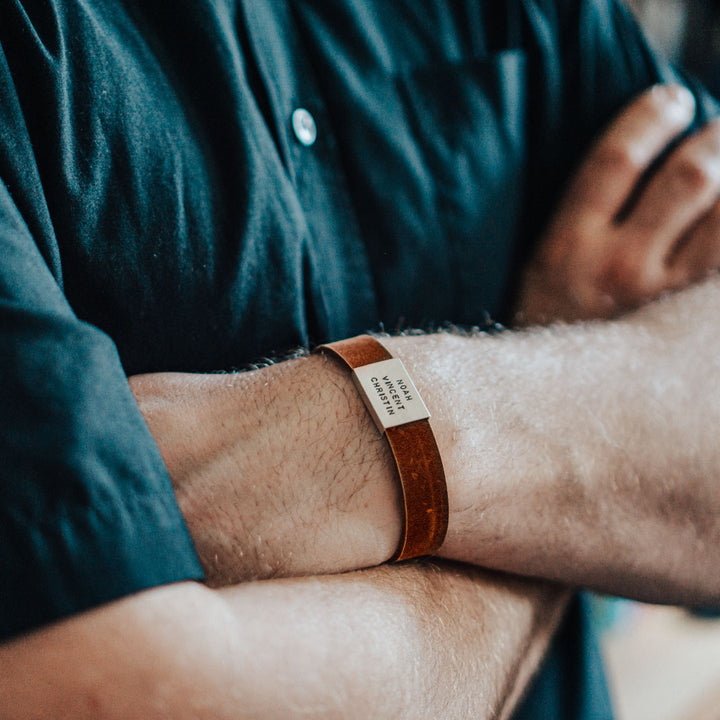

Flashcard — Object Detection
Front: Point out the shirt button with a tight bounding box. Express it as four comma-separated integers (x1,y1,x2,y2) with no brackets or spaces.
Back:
291,108,317,147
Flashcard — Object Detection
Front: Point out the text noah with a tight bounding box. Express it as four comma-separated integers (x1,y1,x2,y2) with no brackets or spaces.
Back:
370,375,414,415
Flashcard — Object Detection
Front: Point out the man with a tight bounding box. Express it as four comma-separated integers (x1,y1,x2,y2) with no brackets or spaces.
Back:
1,1,720,717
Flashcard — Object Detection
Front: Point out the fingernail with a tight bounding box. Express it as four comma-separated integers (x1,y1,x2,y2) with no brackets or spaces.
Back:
653,84,695,118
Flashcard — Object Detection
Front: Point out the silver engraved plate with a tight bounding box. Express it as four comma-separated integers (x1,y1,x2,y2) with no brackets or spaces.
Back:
352,358,430,433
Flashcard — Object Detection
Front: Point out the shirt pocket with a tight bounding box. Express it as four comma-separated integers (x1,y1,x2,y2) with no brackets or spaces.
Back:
336,50,528,327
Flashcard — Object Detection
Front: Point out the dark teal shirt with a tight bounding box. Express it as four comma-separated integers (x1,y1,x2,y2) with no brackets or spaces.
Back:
0,1,715,716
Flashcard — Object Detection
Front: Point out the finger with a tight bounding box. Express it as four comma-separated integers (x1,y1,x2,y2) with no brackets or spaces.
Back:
622,117,720,265
667,199,720,287
563,84,696,221
595,238,666,310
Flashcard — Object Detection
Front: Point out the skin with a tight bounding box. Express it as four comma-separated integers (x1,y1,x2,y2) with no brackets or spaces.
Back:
3,84,720,717
131,275,720,606
0,566,567,720
518,84,720,323
129,87,720,605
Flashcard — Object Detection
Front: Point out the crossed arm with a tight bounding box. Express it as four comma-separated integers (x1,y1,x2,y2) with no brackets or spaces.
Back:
134,85,720,605
3,85,720,718
0,565,567,720
135,270,720,606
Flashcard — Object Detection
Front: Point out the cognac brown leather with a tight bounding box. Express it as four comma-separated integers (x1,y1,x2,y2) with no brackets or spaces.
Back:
316,335,449,561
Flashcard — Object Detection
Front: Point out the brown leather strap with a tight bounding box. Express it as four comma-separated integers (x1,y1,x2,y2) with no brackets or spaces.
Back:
322,335,393,367
384,420,448,560
316,335,448,561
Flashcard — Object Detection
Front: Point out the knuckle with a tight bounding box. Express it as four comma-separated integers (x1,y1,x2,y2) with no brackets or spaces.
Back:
602,252,656,299
592,141,644,177
603,254,639,293
672,155,718,196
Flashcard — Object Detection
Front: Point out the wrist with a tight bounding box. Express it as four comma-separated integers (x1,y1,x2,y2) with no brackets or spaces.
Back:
379,332,546,567
305,352,405,568
315,335,449,561
378,334,473,553
133,356,405,584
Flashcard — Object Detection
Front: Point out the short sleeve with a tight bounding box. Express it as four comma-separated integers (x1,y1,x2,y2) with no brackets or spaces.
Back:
0,179,203,641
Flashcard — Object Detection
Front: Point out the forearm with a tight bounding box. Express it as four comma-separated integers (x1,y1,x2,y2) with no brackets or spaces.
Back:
414,276,720,605
0,564,568,720
130,354,401,584
133,277,720,603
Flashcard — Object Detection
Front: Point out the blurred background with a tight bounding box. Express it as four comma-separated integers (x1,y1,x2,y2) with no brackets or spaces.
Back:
626,0,720,91
594,3,720,719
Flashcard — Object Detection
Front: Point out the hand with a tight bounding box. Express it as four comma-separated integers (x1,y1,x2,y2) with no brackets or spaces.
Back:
516,84,720,324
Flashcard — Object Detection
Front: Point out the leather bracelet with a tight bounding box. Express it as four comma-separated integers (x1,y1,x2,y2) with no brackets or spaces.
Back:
315,335,448,561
